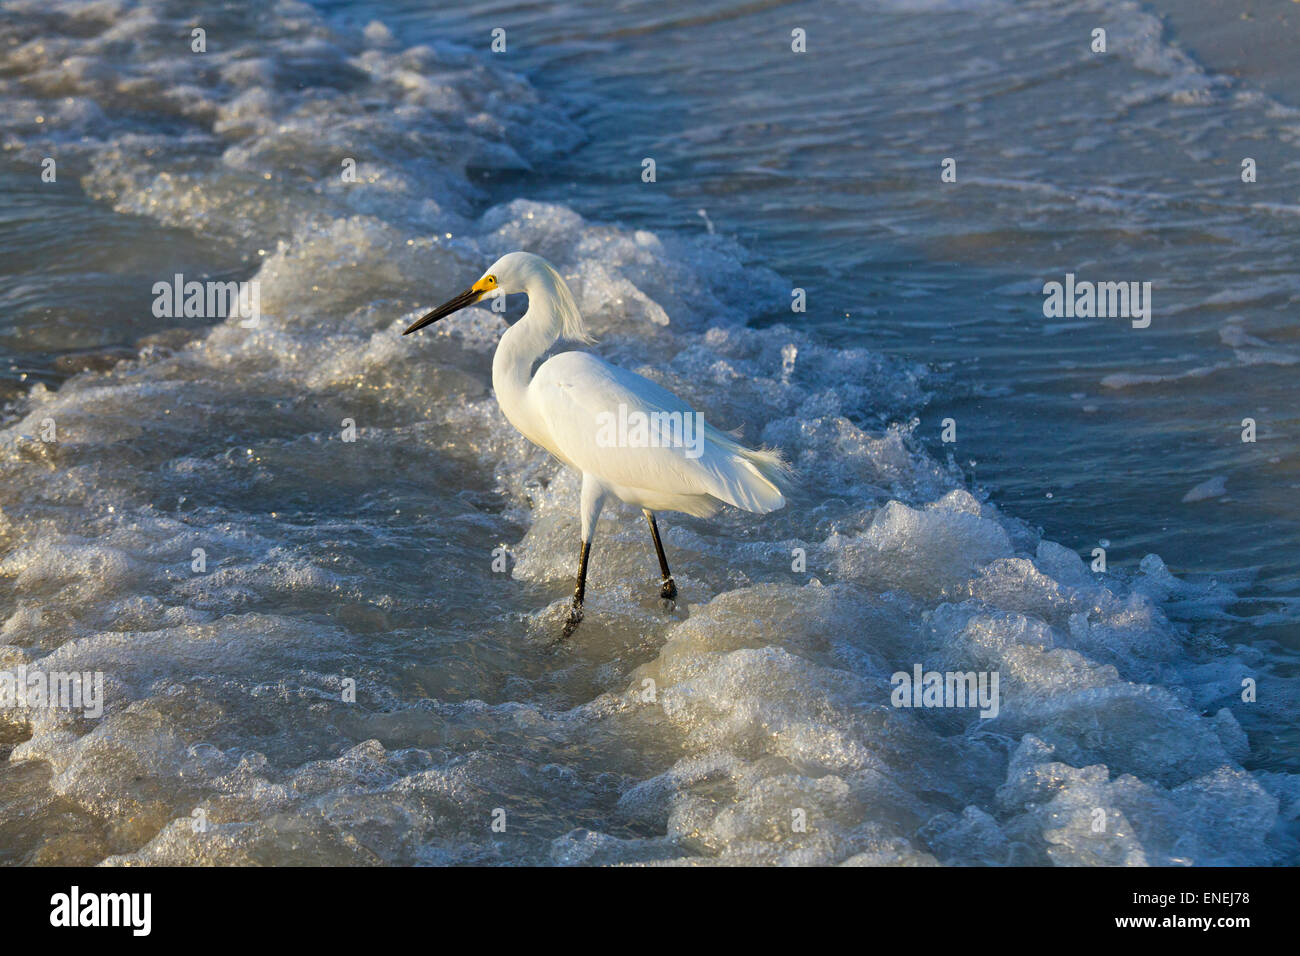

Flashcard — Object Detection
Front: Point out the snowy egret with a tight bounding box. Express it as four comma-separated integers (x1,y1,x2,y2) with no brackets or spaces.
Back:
405,252,790,637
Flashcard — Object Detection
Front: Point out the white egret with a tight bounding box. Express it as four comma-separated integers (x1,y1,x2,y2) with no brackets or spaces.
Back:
405,252,790,637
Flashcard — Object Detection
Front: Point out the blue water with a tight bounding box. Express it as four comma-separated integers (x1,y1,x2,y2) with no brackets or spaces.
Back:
0,0,1295,865
333,0,1300,607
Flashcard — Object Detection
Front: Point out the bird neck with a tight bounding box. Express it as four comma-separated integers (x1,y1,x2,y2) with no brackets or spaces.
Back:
491,291,561,441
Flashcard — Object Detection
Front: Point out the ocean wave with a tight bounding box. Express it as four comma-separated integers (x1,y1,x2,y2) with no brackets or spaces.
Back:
0,0,1293,865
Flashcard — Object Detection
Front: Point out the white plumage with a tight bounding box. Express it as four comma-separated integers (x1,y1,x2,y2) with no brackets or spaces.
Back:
405,251,791,635
529,353,789,519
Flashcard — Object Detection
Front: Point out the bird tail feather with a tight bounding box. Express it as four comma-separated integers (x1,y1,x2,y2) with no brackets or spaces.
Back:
700,425,792,514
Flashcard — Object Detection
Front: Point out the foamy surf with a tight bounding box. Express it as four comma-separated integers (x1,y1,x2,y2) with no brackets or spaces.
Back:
0,0,1295,866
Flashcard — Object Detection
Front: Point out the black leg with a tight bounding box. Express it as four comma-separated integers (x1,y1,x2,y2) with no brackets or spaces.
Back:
562,538,591,638
643,509,677,601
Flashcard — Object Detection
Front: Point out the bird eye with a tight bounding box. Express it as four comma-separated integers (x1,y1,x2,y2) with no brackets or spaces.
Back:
487,275,496,285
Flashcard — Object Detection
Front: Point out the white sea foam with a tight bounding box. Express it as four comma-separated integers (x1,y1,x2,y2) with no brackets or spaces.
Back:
0,0,1293,866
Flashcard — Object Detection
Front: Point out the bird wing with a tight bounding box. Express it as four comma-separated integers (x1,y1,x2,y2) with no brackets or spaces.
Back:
529,351,785,512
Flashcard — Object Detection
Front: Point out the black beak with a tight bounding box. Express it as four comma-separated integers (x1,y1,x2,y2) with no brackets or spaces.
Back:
403,286,482,335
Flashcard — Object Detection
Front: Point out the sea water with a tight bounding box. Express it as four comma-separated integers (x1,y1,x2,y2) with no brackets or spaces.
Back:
0,0,1295,865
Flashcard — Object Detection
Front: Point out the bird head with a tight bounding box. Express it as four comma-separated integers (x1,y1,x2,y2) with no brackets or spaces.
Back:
403,252,542,335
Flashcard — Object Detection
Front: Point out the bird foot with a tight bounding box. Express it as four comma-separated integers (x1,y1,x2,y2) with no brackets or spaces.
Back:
660,577,677,601
561,601,584,639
